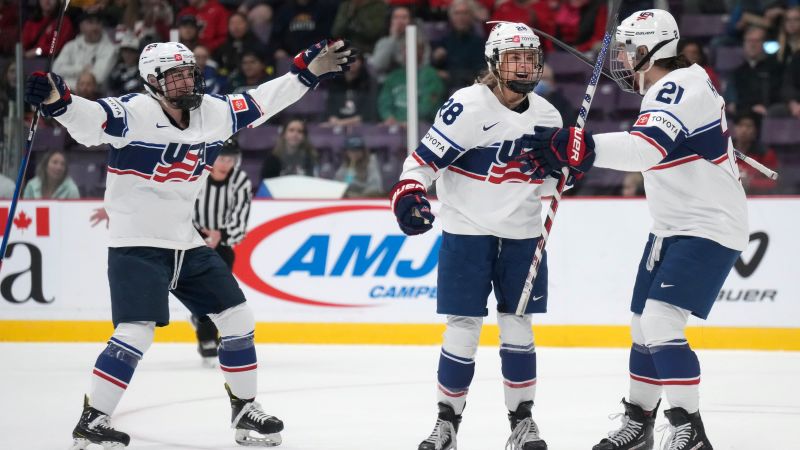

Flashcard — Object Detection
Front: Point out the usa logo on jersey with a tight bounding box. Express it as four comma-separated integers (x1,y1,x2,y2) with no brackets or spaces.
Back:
108,141,214,183
637,12,655,21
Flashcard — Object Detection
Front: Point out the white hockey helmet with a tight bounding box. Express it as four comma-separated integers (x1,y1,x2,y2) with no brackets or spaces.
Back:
139,42,205,110
485,21,543,94
610,9,680,95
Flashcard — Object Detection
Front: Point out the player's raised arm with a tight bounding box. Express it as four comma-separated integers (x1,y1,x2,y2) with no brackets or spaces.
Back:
228,39,356,131
24,71,122,148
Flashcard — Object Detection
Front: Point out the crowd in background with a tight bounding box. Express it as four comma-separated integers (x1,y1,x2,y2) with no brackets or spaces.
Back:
0,0,796,200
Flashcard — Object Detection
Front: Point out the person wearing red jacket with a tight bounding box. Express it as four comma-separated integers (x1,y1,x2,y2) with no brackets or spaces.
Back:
22,0,76,58
177,0,231,53
489,0,555,50
553,0,607,53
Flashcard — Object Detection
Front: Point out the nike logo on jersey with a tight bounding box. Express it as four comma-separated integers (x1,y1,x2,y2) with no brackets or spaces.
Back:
156,123,169,128
660,282,675,288
532,295,544,301
482,122,500,131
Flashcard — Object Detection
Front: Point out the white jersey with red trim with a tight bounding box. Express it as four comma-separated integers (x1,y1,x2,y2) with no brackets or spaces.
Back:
593,64,748,250
55,73,308,249
399,83,563,239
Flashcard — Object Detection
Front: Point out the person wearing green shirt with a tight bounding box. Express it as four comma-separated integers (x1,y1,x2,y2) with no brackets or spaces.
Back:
23,149,80,199
378,40,445,125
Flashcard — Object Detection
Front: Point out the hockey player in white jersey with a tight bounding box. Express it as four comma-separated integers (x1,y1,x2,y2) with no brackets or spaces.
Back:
390,22,592,450
24,40,353,448
519,10,747,450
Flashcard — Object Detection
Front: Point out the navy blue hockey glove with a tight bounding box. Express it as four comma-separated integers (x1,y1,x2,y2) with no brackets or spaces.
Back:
25,71,72,117
516,126,596,179
291,39,356,88
390,180,435,236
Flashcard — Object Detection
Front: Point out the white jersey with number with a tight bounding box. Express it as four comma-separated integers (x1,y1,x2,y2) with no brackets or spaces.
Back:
55,73,308,249
593,64,748,250
399,83,563,239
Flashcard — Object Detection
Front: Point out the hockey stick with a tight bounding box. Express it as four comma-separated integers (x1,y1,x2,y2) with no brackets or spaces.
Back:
0,0,71,271
534,28,780,180
516,0,622,316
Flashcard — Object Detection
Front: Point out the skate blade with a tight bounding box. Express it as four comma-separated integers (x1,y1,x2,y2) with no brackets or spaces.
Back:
234,429,282,447
69,438,126,449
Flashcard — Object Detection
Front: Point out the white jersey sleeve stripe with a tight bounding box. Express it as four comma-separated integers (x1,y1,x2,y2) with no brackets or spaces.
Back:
431,125,465,152
630,131,668,158
688,119,721,136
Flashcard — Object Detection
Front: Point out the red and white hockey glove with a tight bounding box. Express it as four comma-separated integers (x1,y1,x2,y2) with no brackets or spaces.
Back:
390,180,434,236
516,126,595,179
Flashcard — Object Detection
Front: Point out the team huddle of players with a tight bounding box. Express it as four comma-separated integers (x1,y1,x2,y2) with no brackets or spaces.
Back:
23,7,740,450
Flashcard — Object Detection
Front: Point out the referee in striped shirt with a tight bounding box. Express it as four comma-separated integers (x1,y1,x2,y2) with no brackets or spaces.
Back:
191,137,253,364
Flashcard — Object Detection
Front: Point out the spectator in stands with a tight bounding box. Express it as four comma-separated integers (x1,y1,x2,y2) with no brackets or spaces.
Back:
777,6,800,65
108,33,143,96
214,12,266,77
725,26,783,116
378,39,445,125
621,172,645,197
427,0,492,22
136,0,173,42
75,70,101,101
194,44,226,95
335,135,384,197
369,6,424,81
727,0,785,44
0,173,14,199
270,0,337,59
178,0,231,53
553,0,607,53
22,0,76,58
732,112,779,194
490,0,554,43
23,150,80,199
246,2,273,45
53,11,118,88
177,14,201,51
263,118,320,177
332,0,388,54
678,39,722,90
324,54,375,126
431,0,486,91
227,49,274,94
534,63,575,125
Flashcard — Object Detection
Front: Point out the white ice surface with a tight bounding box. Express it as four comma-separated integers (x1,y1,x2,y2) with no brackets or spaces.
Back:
1,343,798,449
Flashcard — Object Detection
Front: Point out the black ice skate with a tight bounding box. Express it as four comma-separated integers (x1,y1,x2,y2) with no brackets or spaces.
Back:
191,315,220,367
226,384,284,447
418,402,461,450
659,407,713,450
506,401,547,450
70,396,130,449
593,398,659,450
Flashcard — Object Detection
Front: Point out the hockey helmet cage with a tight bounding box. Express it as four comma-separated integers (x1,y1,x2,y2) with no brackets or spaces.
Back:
610,9,680,95
139,42,205,110
485,21,543,94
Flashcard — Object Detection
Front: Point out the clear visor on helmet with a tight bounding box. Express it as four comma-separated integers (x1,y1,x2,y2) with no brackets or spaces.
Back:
609,40,652,93
494,47,544,94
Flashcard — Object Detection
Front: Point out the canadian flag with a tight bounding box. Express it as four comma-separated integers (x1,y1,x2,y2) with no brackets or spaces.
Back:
0,207,50,237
